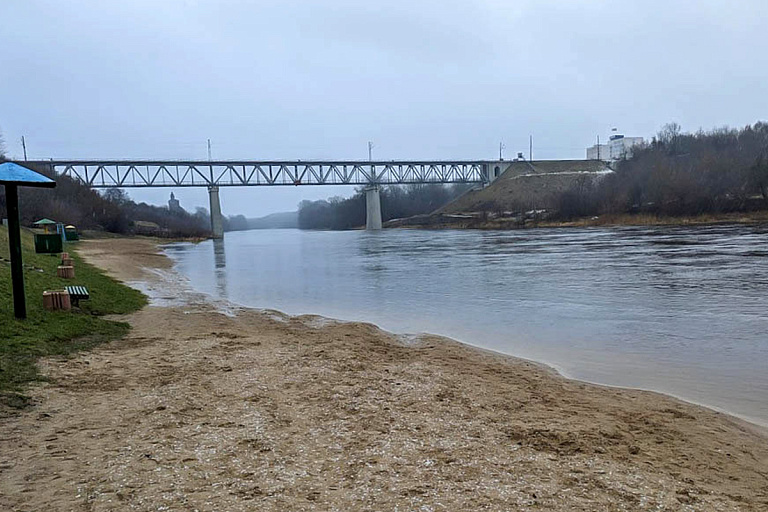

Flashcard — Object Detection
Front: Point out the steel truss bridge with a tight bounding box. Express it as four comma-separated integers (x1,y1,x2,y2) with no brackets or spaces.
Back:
30,160,494,188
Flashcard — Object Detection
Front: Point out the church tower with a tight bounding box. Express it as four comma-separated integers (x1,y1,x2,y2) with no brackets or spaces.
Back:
168,192,181,212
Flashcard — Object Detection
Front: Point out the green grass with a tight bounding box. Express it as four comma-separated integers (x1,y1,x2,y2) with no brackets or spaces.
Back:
0,226,147,410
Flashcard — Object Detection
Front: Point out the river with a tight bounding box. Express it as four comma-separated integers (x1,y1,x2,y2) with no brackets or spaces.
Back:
164,225,768,426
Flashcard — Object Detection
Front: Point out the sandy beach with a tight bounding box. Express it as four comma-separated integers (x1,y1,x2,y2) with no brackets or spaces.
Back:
1,237,767,511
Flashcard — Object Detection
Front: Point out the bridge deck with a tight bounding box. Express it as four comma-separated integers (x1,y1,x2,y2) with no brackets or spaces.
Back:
28,160,494,187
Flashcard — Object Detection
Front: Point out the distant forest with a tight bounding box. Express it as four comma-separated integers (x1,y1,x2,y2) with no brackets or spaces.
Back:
298,184,474,230
224,211,298,231
556,122,768,219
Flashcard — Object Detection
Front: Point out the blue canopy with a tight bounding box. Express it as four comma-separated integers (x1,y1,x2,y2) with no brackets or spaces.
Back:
0,162,56,188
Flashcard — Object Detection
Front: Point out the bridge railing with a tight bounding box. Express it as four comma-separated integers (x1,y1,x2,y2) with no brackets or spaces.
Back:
29,160,491,187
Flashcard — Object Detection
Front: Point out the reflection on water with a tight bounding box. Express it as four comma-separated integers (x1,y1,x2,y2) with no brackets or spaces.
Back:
167,225,768,426
213,238,227,298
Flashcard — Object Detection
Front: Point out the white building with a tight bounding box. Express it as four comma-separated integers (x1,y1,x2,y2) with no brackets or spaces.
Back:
587,131,644,162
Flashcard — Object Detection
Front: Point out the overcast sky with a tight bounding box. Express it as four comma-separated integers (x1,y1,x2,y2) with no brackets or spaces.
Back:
2,0,767,217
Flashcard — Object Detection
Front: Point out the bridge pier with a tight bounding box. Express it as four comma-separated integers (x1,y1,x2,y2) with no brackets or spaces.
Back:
365,186,382,230
208,186,224,239
485,161,512,186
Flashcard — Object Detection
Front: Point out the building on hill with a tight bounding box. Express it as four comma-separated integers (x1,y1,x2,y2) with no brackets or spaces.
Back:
587,130,643,162
168,192,182,212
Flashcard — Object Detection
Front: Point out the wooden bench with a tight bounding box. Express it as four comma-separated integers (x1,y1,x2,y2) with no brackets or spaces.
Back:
65,285,90,307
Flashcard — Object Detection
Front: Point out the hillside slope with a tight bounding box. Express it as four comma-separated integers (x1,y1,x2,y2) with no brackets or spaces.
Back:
440,160,612,214
248,211,298,229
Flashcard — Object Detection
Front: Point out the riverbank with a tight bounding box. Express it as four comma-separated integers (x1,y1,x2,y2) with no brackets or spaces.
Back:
1,238,767,510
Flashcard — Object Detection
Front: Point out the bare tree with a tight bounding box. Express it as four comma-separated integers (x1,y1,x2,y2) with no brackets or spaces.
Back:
102,188,130,205
658,122,681,145
657,122,682,155
750,152,768,204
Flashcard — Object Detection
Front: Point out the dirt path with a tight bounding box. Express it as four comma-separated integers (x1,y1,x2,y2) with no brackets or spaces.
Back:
1,238,766,511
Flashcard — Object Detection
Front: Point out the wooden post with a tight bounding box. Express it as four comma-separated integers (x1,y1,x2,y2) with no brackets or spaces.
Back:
57,265,75,279
43,290,71,311
5,184,26,319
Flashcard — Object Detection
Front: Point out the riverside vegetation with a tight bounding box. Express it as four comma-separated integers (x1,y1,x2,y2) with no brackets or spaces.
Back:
0,226,146,411
556,122,768,220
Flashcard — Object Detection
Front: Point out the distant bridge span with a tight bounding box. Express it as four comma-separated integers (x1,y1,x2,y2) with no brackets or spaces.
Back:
31,160,496,188
25,159,511,235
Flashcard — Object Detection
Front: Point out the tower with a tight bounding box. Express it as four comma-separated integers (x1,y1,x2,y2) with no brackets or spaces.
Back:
168,192,181,212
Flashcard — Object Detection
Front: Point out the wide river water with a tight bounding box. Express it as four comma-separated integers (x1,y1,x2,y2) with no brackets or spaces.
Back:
164,226,768,426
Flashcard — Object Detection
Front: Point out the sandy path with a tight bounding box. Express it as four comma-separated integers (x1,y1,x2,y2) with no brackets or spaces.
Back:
1,237,767,511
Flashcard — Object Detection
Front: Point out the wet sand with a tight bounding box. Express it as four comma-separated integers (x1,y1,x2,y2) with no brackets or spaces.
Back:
1,237,766,511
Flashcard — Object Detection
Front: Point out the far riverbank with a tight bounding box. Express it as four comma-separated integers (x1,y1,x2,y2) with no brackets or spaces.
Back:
386,210,768,230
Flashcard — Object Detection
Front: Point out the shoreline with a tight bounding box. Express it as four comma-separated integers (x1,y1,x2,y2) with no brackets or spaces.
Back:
164,260,768,430
2,237,767,510
159,237,768,431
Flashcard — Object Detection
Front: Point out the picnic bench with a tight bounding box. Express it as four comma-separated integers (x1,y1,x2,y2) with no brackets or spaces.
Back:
65,285,90,307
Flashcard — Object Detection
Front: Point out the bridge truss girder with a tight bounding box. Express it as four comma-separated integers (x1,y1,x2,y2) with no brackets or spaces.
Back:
33,161,492,188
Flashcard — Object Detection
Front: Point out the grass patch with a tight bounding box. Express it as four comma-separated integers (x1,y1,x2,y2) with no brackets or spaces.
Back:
0,226,147,411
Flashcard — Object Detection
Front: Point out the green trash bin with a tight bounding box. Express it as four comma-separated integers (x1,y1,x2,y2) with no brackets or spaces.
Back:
34,233,63,253
64,226,79,241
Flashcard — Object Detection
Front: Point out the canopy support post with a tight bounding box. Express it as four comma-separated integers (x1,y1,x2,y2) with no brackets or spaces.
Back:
5,184,26,319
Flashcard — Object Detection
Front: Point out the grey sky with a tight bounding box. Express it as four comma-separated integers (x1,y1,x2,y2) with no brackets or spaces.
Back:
2,0,767,217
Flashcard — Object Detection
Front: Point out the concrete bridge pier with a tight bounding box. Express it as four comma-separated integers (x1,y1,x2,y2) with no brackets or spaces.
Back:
365,185,382,230
208,186,224,239
485,161,512,186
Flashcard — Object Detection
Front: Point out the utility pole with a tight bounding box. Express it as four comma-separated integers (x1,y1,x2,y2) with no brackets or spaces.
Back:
207,138,214,185
21,136,27,161
499,141,506,160
529,135,533,162
368,141,374,162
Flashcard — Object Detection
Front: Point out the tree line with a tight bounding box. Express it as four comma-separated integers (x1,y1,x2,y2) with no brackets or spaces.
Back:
298,184,473,229
555,122,768,219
